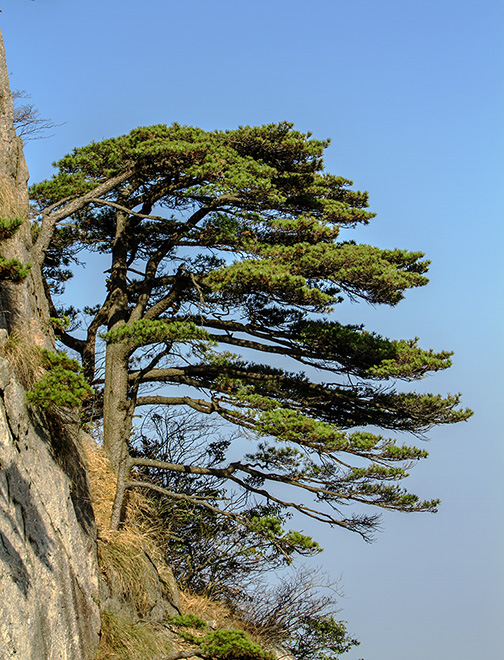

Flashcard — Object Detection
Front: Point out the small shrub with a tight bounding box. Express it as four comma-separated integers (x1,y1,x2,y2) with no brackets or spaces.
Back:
237,568,360,660
169,613,207,629
200,629,274,660
289,615,360,660
0,256,31,282
26,349,93,409
0,217,24,240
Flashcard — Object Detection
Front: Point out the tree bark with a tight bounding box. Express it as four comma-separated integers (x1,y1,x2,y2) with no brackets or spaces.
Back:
102,209,134,473
102,340,133,471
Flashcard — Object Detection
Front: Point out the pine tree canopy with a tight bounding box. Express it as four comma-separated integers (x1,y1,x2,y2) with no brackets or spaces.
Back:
30,121,472,547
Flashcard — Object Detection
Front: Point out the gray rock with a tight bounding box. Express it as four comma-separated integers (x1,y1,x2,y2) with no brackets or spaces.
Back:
0,26,100,660
0,357,100,660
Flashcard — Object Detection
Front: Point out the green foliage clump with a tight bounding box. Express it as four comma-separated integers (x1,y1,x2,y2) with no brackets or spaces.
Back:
249,516,321,554
168,614,207,629
297,320,453,380
199,629,274,660
204,259,336,310
0,217,24,240
30,171,100,206
0,218,31,282
283,530,321,552
0,256,31,282
367,338,453,379
50,315,71,332
259,409,348,448
26,349,93,409
290,615,360,660
101,319,211,348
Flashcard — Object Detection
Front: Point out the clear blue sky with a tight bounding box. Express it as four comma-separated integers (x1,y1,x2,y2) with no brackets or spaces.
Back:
2,1,503,658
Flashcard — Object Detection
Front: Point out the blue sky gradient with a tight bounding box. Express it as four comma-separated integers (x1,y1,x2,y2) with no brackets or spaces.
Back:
2,1,503,658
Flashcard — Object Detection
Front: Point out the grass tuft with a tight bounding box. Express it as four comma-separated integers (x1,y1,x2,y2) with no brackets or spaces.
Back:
97,609,173,660
0,331,45,389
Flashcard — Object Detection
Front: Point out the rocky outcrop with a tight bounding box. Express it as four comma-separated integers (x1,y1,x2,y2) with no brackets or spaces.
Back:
0,26,101,659
0,353,101,659
0,30,52,344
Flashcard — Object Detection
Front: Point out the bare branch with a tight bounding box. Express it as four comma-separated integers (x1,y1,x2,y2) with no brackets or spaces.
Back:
126,479,292,559
129,455,376,536
136,395,216,414
88,197,183,227
12,89,63,140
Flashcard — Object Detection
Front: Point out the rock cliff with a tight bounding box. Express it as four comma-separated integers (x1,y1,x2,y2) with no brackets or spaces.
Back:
0,355,101,659
0,28,101,660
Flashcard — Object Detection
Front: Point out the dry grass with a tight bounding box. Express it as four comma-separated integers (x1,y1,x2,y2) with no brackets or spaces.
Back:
81,435,116,530
83,435,167,539
82,437,181,658
97,609,174,660
83,437,175,589
179,591,244,631
98,530,165,619
83,437,274,659
0,331,45,389
83,437,176,614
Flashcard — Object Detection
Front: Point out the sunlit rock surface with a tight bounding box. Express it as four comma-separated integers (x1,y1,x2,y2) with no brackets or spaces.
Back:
0,355,100,660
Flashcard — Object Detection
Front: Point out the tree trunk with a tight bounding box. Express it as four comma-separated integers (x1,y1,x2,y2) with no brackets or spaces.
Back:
102,340,133,471
102,323,135,529
102,208,134,476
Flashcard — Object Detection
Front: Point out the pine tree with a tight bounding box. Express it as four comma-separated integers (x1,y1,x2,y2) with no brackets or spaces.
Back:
30,122,472,544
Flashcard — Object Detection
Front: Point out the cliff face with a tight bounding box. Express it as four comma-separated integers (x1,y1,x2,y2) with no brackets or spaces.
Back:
0,28,101,660
0,356,100,659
